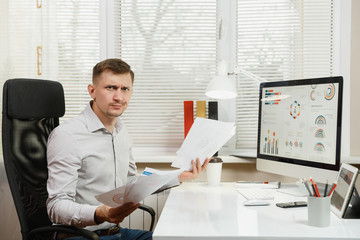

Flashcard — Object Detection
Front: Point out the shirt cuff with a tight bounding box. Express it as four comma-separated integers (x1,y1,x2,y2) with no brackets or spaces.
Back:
80,205,99,226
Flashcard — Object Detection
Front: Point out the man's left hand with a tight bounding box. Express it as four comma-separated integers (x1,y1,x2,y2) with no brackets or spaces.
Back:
178,158,210,182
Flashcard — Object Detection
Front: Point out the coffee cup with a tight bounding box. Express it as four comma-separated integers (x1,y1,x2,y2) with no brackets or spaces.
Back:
206,157,223,186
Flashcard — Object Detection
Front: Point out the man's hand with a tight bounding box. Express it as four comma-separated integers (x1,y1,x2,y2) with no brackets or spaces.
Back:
95,202,140,225
178,158,210,182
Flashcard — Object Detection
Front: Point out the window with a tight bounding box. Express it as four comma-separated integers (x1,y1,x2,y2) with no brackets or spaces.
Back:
56,0,101,118
58,0,335,157
234,0,335,150
107,0,335,155
0,0,336,158
111,0,217,155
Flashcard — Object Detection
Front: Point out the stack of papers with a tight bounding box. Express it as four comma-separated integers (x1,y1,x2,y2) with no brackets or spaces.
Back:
95,168,182,207
172,118,235,171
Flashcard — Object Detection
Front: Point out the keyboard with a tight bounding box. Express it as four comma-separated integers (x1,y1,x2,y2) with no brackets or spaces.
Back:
236,188,275,200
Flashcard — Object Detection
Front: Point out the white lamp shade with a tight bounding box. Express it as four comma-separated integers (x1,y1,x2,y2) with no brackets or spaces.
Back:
205,75,237,99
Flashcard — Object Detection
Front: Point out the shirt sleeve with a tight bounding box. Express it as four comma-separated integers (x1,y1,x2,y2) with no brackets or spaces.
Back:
127,146,138,184
46,128,97,227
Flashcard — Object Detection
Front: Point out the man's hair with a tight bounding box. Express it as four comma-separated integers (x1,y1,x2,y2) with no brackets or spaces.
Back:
92,58,134,84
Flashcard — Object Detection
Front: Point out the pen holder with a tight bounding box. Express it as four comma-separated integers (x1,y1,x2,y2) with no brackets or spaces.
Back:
307,196,330,227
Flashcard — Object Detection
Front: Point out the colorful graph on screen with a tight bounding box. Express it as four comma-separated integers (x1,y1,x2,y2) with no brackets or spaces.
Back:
310,90,316,101
315,115,326,125
264,89,281,105
263,130,279,154
285,138,303,151
324,84,335,100
314,142,325,152
290,100,301,119
315,129,325,138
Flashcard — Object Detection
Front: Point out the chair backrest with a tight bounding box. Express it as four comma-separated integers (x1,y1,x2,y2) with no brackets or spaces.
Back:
2,79,65,239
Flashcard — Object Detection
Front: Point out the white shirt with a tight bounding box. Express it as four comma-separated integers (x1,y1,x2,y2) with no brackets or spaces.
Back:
46,102,137,231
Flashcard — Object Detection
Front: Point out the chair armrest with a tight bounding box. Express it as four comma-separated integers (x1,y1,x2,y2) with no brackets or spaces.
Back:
28,225,100,240
139,204,156,231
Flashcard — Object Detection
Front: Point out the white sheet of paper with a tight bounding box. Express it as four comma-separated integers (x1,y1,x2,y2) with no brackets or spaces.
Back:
172,118,235,171
95,168,183,208
142,167,180,188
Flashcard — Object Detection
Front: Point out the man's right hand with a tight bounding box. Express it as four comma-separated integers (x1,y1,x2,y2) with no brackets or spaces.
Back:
95,202,140,225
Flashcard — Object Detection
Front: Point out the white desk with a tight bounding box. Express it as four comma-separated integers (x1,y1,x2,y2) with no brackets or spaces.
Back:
153,182,360,240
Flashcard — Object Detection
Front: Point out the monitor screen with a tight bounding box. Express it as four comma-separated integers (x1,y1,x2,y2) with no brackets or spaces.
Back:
256,76,343,185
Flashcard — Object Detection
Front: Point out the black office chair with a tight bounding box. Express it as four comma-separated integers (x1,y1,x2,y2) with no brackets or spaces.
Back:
2,79,155,240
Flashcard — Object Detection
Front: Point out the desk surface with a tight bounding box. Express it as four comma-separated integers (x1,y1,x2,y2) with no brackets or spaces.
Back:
153,182,360,240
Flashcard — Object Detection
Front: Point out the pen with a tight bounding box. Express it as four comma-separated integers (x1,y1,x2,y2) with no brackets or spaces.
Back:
236,181,278,184
303,179,312,196
236,181,281,187
323,180,328,197
328,181,338,196
235,181,281,189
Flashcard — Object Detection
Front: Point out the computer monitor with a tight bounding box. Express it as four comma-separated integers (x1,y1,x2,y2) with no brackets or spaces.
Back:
256,76,343,195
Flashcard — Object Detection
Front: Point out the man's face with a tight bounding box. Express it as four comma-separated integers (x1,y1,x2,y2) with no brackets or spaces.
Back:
88,70,133,122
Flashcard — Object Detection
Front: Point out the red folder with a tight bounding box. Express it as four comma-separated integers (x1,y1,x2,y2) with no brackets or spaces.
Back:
184,101,194,138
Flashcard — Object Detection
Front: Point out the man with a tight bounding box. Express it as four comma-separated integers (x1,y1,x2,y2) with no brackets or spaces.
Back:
46,58,209,240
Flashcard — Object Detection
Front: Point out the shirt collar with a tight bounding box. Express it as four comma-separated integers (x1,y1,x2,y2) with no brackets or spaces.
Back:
83,101,123,134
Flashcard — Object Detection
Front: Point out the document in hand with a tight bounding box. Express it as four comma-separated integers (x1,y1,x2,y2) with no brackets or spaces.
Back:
172,118,235,171
95,168,183,207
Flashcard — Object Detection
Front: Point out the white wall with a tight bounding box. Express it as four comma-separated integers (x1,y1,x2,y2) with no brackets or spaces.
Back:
350,0,360,156
0,161,21,240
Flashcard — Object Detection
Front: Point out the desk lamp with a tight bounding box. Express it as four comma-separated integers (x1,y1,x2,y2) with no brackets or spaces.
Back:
205,60,237,99
205,60,266,99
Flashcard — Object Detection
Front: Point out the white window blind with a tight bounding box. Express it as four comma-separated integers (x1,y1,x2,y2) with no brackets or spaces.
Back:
1,0,336,158
112,0,217,154
235,0,334,149
56,0,100,121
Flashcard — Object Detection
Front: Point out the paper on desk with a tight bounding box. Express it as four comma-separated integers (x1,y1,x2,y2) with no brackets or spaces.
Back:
142,167,181,193
172,118,235,171
95,168,183,208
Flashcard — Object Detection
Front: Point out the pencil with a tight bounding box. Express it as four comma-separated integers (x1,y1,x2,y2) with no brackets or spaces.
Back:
323,180,328,197
310,182,317,197
328,181,338,196
303,179,312,196
310,177,320,197
313,181,320,198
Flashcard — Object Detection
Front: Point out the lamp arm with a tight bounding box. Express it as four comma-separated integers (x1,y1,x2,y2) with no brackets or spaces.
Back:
228,66,267,83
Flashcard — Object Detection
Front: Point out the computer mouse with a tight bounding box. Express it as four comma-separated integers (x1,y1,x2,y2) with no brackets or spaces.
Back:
243,199,270,206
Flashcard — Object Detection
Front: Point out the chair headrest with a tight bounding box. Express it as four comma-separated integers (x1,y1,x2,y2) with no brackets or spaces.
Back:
4,78,65,119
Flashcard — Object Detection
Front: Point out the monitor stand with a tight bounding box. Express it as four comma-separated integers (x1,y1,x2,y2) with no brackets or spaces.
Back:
277,181,309,197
